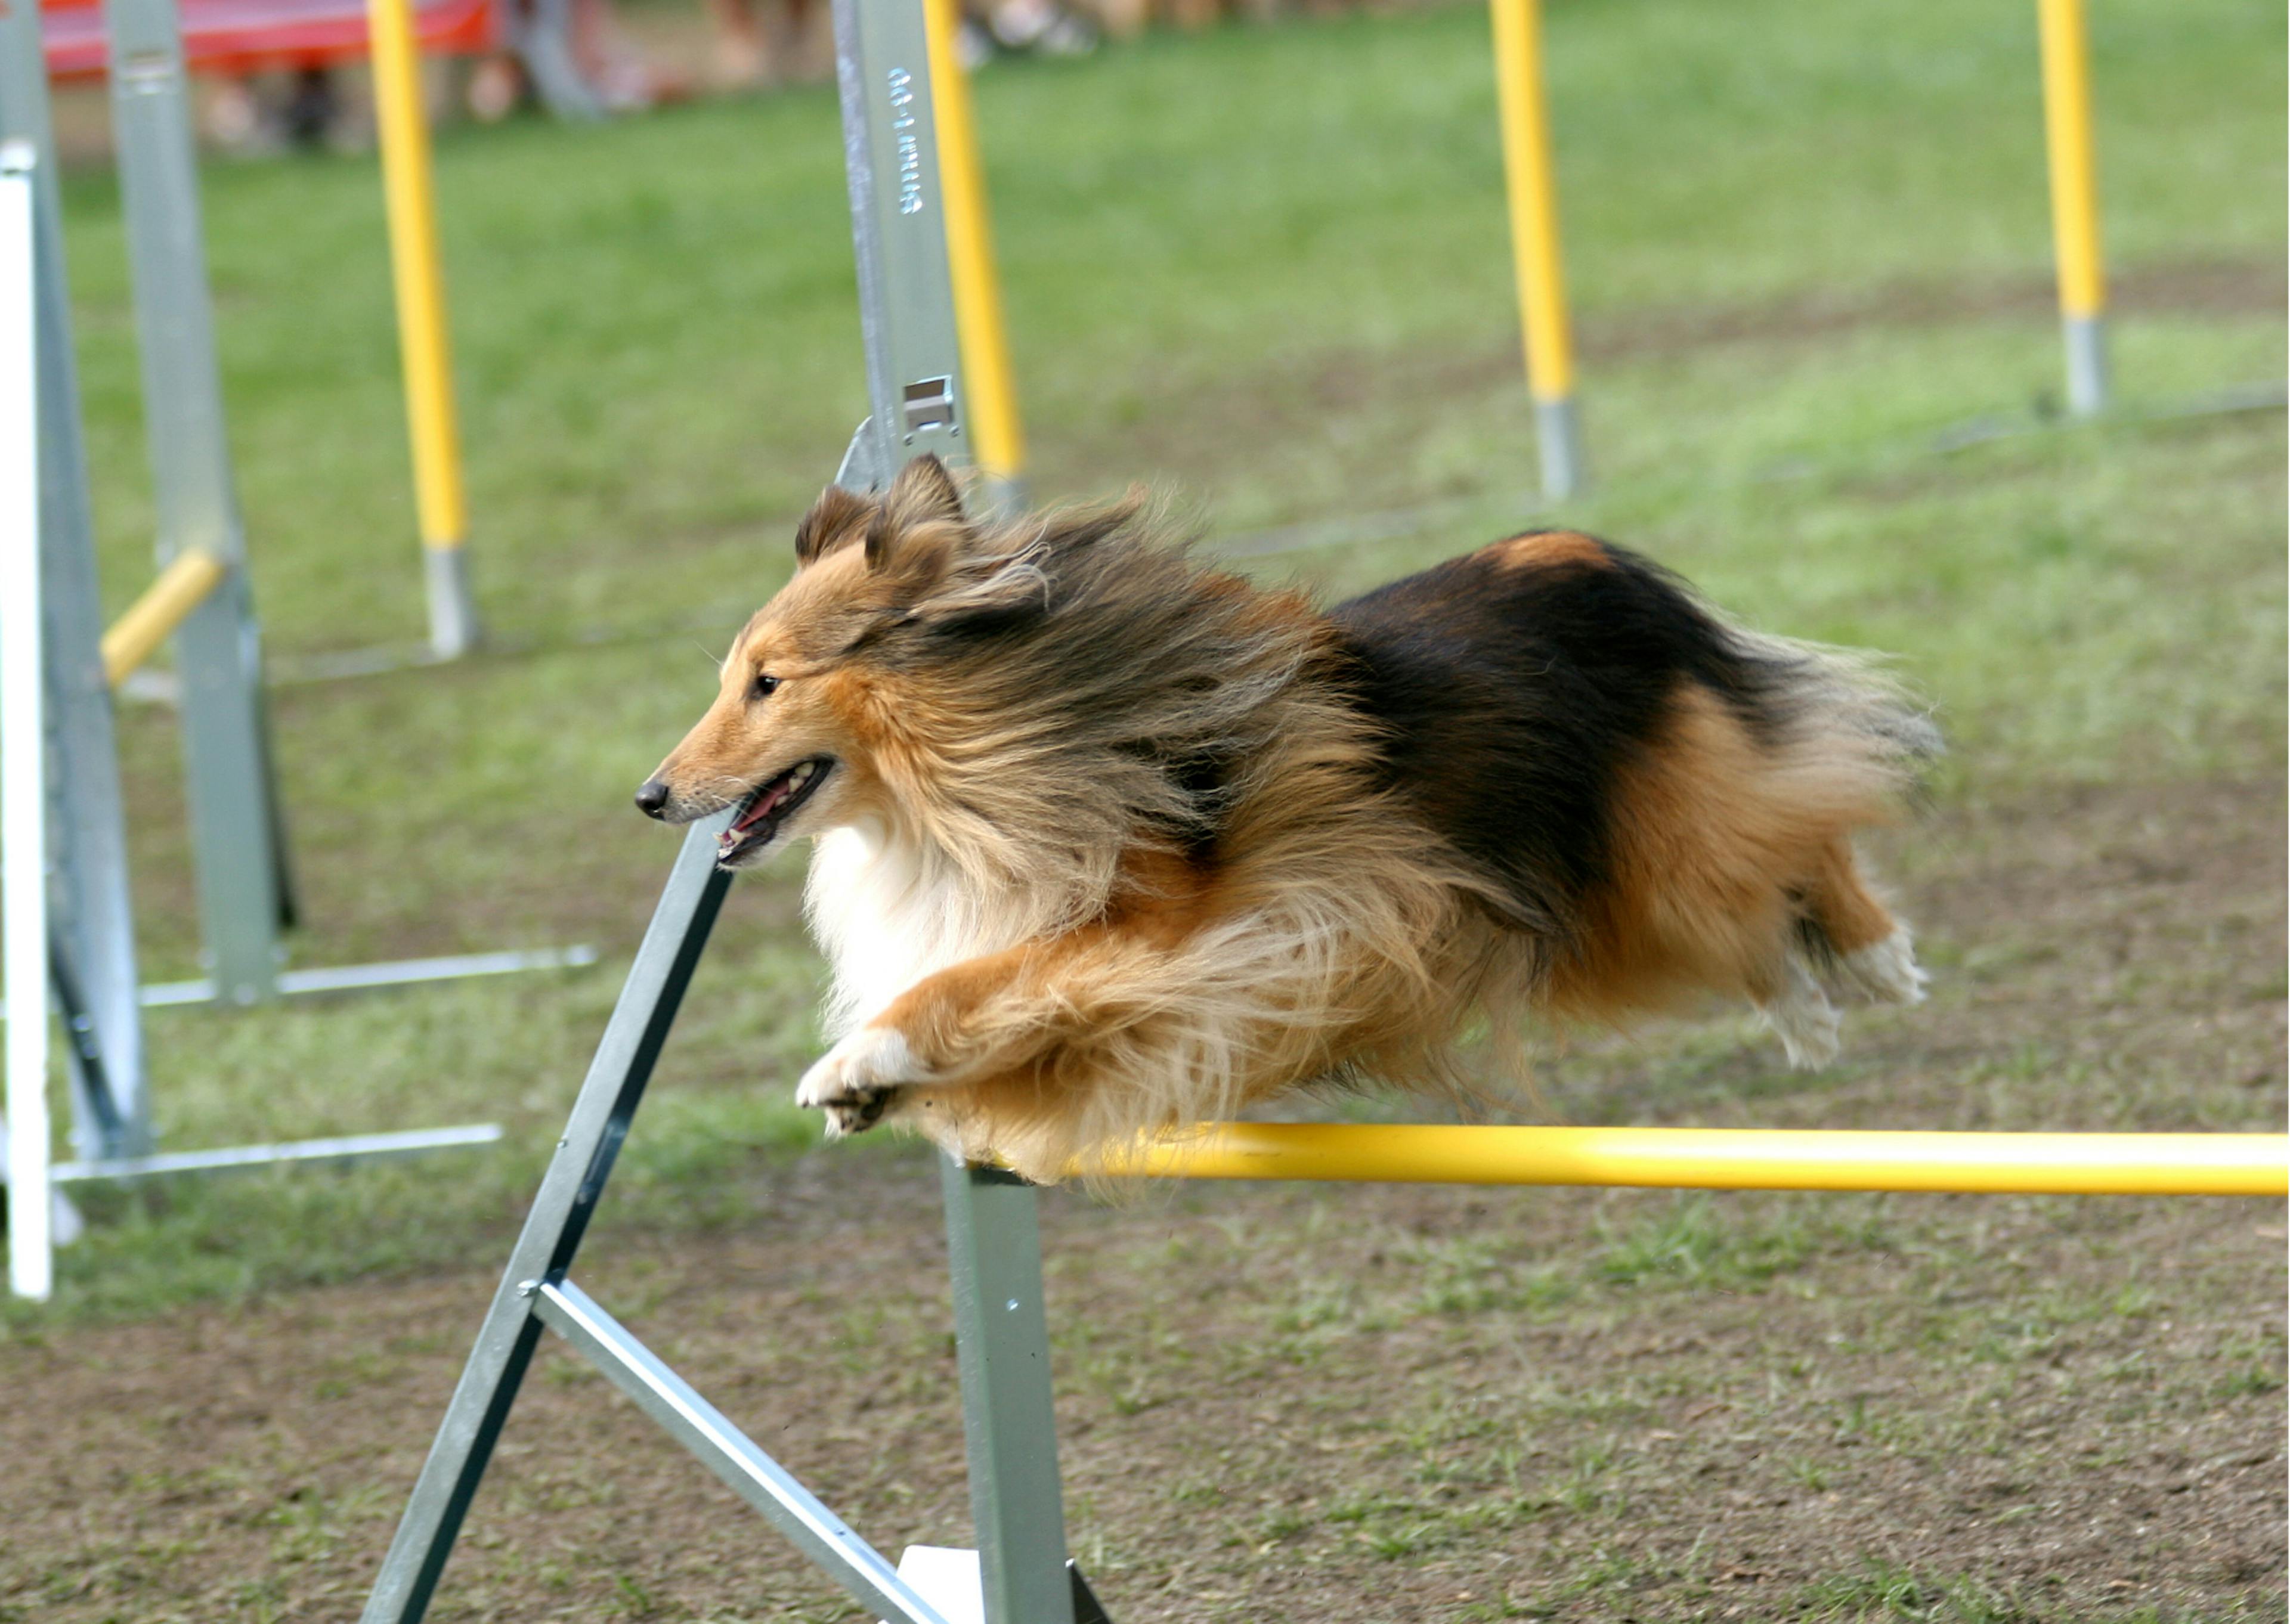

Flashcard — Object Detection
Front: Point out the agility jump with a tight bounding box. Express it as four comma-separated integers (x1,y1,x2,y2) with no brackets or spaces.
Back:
355,0,2288,1617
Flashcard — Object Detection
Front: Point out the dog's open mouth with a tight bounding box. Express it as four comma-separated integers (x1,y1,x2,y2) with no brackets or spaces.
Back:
717,757,834,866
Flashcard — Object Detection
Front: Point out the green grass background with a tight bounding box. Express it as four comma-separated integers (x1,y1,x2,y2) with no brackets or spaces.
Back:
10,0,2283,1326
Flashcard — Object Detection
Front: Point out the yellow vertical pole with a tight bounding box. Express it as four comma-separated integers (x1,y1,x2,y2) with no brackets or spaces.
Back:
2036,0,2108,414
923,0,1028,512
367,0,481,655
1489,0,1583,498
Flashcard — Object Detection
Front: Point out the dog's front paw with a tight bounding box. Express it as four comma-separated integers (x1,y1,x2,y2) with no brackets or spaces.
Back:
796,1025,926,1138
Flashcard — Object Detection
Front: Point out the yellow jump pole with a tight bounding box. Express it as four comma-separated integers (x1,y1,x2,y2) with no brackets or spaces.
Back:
100,546,228,688
368,0,481,657
1101,1123,2289,1198
2036,0,2108,416
923,0,1028,516
1489,0,1584,500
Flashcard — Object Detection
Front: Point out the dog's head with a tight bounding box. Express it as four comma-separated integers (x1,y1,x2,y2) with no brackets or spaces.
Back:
636,454,1062,868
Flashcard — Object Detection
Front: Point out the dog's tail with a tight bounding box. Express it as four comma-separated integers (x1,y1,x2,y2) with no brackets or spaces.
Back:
1734,623,1942,802
1740,623,1942,829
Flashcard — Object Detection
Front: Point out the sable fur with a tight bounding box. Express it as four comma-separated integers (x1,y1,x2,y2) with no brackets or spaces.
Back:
639,456,1938,1183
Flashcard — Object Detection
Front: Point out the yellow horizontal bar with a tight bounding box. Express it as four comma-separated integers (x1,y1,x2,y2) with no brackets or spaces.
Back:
101,547,227,687
1101,1123,2288,1198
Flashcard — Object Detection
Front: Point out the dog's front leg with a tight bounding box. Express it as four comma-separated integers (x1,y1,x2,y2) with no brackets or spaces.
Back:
796,940,1069,1137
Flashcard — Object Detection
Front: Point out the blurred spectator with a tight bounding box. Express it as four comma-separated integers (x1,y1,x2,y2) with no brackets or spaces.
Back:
971,0,1097,57
703,0,830,88
203,66,353,153
468,0,691,119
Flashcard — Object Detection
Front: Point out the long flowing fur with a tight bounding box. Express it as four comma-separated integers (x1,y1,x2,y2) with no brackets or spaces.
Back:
640,457,1938,1182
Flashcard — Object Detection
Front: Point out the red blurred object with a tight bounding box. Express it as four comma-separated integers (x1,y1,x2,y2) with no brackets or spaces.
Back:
39,0,499,80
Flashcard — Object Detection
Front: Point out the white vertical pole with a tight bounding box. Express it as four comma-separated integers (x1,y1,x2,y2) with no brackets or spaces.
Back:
2,141,53,1301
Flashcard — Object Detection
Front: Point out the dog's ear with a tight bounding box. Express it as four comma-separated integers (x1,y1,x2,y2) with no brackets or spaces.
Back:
794,485,876,567
861,504,957,596
862,455,970,588
881,454,966,531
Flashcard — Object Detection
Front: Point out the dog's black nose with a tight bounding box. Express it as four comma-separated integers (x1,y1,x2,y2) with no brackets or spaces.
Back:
634,778,671,819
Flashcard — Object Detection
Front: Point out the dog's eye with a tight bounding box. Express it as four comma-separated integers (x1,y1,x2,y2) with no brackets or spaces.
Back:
749,673,780,702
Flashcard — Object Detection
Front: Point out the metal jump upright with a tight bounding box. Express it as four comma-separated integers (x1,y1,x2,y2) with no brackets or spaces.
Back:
357,0,1096,1616
105,0,300,1010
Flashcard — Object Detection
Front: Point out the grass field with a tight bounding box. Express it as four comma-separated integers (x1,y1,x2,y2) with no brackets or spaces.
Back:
2,0,2284,1617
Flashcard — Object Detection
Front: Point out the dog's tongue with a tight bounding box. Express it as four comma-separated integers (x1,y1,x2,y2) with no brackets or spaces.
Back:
733,779,790,835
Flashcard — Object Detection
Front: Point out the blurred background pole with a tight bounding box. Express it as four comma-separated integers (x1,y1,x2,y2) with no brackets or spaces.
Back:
369,0,481,656
1489,0,1583,500
923,0,1027,516
2037,0,2108,416
105,0,293,1009
0,12,152,1134
2,140,55,1301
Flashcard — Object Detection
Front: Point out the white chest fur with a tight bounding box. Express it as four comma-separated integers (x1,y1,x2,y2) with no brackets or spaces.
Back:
804,820,1009,1036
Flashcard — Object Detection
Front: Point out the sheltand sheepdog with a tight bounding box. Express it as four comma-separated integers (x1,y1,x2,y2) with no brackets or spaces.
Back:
636,455,1939,1183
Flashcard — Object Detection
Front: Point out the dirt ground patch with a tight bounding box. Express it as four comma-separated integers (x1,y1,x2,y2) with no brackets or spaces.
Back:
2,777,2283,1624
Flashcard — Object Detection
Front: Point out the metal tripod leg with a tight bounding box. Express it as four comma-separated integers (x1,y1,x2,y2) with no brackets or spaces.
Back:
46,931,127,1150
359,811,955,1624
361,817,734,1623
0,8,150,1161
106,0,293,1008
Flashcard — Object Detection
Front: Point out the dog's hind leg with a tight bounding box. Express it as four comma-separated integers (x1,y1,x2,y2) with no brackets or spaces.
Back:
1802,839,1926,1006
1753,954,1842,1070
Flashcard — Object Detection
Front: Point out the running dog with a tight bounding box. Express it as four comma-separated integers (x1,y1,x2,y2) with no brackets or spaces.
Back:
636,456,1937,1182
